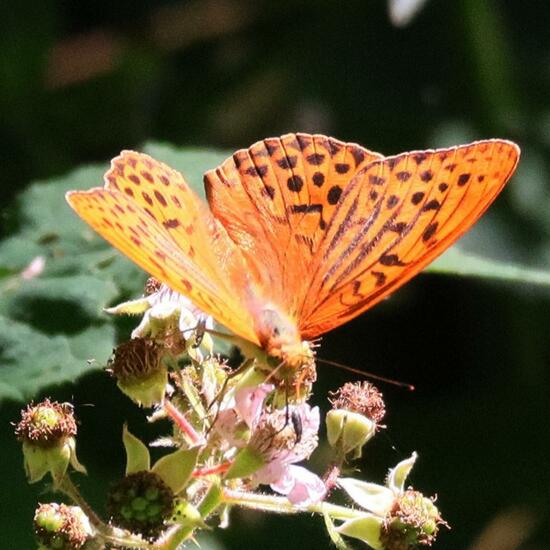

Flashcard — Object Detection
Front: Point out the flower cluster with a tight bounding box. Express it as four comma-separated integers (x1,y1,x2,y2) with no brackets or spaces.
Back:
15,281,447,549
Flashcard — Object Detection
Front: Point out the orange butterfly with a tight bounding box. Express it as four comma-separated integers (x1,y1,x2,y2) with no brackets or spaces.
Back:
66,133,520,372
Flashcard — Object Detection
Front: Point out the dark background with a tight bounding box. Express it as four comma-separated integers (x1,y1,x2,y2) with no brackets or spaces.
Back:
2,1,550,548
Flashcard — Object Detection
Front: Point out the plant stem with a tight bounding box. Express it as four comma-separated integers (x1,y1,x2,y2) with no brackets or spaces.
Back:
57,474,153,549
220,488,364,521
164,398,204,445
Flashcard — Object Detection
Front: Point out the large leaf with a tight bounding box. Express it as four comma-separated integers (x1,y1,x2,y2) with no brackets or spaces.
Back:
0,144,228,403
0,315,114,402
427,247,550,286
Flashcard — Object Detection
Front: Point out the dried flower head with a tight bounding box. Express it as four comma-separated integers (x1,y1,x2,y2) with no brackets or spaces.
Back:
110,338,163,381
109,338,167,407
329,381,386,424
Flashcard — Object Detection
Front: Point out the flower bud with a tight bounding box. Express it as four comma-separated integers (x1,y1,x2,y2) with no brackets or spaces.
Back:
34,503,91,549
107,470,175,539
380,490,445,549
326,410,375,459
109,338,168,407
326,382,385,459
15,399,85,484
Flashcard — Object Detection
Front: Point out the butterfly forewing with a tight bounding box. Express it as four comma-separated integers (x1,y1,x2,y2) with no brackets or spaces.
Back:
66,152,260,344
299,140,520,338
205,133,382,315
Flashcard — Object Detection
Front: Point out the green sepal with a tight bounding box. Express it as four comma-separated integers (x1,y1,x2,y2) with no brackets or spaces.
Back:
322,507,353,550
116,366,168,408
123,425,151,475
151,447,200,494
386,452,417,493
336,514,384,549
337,478,394,516
326,410,375,456
105,296,151,316
224,446,265,479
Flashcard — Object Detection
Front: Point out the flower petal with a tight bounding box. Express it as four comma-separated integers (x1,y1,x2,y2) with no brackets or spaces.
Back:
234,383,274,428
271,465,326,505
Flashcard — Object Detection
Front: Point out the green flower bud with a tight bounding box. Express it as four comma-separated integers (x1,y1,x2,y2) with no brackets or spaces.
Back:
380,490,446,549
15,400,86,485
110,338,168,407
326,409,376,458
34,503,91,549
107,471,175,539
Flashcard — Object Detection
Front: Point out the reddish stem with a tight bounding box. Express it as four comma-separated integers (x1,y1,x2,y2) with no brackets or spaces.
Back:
192,461,233,478
163,399,204,445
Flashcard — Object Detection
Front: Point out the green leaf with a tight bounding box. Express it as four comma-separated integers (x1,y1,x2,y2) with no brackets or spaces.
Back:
0,144,228,403
0,275,119,322
426,247,550,286
0,315,114,402
142,142,229,197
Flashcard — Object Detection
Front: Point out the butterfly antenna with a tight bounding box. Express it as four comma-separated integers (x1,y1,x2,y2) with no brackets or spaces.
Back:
316,357,415,391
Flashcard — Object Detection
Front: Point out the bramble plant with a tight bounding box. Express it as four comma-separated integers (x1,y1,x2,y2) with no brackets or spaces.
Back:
16,279,447,550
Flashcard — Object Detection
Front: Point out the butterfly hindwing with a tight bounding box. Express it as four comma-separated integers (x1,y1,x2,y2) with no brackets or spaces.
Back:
299,140,520,338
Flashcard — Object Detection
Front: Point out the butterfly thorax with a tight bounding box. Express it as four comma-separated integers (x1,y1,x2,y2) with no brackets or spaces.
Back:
255,307,313,370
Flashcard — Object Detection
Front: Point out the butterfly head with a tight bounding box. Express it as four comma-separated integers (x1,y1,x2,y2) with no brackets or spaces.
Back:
255,306,314,371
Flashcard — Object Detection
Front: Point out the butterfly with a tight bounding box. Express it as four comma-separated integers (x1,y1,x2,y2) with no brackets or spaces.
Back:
66,133,520,373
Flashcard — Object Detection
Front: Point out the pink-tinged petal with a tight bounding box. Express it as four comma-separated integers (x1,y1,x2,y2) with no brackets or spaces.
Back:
214,409,247,448
235,384,274,428
271,465,326,505
300,405,320,434
252,460,287,486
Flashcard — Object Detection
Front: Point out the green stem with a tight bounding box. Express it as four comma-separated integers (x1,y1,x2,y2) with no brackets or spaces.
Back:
220,488,364,521
57,474,153,549
153,525,194,550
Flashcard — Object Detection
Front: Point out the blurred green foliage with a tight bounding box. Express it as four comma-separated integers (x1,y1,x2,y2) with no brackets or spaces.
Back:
2,1,550,548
